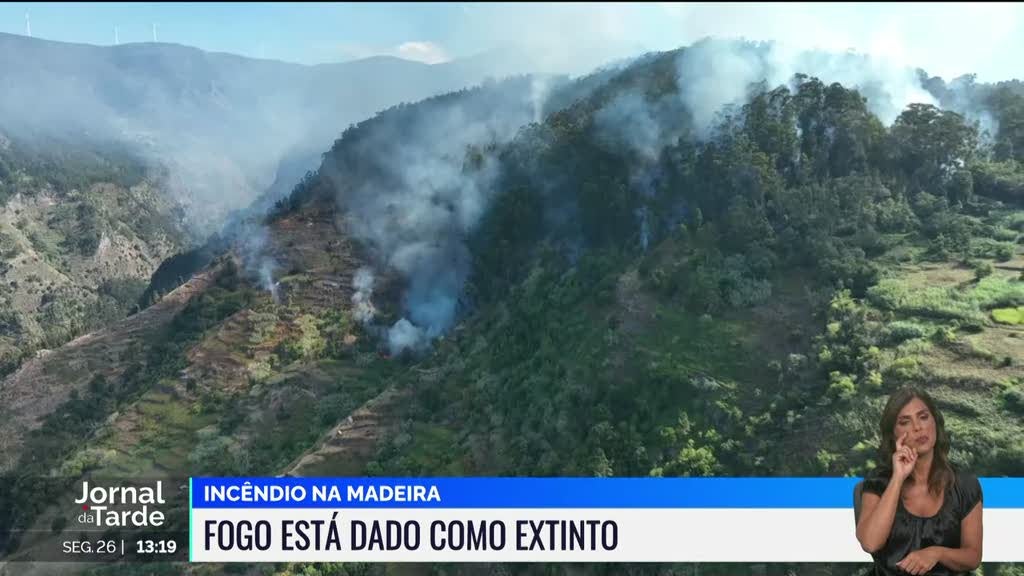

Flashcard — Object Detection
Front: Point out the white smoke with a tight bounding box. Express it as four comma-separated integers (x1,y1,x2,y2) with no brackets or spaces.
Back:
592,38,940,176
351,266,377,324
778,47,937,125
582,38,956,254
673,38,938,139
457,5,1022,84
235,219,282,303
637,205,650,252
942,75,1002,146
676,40,769,139
259,258,281,305
595,91,684,161
387,318,428,356
594,90,686,249
530,75,552,124
323,78,539,354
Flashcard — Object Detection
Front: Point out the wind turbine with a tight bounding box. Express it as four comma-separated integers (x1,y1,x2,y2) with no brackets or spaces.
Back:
24,12,31,37
152,22,157,42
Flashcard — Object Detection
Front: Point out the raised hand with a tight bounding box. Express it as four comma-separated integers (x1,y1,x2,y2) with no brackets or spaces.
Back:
893,432,917,482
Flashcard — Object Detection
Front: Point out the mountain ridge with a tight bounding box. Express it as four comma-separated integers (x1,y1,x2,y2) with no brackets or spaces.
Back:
0,31,538,235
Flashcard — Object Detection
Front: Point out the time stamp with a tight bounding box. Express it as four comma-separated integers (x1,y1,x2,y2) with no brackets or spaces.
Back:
61,538,179,557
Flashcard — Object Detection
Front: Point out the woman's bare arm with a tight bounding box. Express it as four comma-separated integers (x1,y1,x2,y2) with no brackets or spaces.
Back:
856,475,905,553
933,502,983,571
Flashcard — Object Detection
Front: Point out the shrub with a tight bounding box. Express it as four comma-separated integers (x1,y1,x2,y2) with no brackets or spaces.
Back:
0,231,19,259
661,440,720,477
58,447,116,477
816,449,839,473
294,315,326,359
992,227,1020,242
932,326,957,344
828,371,857,401
1002,383,1024,415
246,360,274,384
0,309,22,337
970,238,1016,262
955,317,986,333
973,260,994,280
73,202,103,257
864,370,884,390
886,357,921,381
883,321,929,345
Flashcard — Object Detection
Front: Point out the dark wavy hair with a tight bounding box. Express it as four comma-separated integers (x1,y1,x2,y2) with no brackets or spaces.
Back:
875,386,954,496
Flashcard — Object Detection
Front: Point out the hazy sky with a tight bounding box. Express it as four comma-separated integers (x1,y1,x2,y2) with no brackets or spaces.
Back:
1,3,1021,81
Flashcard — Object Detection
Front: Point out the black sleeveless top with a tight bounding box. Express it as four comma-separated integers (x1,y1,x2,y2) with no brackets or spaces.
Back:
861,467,983,576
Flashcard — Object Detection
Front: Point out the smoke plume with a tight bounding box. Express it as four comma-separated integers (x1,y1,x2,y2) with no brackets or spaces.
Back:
670,38,937,139
351,267,377,325
321,78,541,354
327,38,958,353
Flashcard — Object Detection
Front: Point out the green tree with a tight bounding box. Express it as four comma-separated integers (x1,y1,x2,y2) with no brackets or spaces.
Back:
891,104,979,198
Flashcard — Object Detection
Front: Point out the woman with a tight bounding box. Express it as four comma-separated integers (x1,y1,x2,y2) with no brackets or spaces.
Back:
856,386,983,575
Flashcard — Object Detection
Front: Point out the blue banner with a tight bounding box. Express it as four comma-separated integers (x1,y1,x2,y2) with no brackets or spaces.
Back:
190,477,1024,509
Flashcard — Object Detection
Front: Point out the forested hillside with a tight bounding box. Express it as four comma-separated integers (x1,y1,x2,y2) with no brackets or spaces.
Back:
1,41,1022,576
273,46,1024,576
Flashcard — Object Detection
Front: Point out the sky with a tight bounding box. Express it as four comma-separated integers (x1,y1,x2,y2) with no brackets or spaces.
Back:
0,3,1021,81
